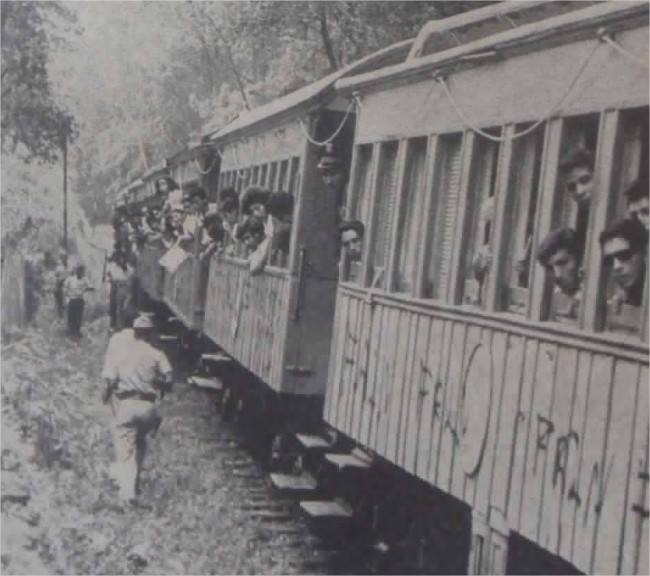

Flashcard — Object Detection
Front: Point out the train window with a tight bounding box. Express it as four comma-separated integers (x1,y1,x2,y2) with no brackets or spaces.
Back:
502,127,544,314
368,140,399,290
279,160,289,191
268,162,278,191
536,114,599,325
260,164,268,187
462,130,501,307
394,137,427,294
601,107,648,336
252,165,260,185
342,144,373,284
423,133,463,299
289,157,300,196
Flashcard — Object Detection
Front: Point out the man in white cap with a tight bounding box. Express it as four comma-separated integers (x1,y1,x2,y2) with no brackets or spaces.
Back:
101,313,172,505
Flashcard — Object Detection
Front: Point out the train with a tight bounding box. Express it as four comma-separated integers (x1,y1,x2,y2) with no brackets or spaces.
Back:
114,3,649,574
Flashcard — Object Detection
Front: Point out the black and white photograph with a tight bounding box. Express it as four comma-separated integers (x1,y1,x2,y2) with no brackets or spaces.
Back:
1,1,648,574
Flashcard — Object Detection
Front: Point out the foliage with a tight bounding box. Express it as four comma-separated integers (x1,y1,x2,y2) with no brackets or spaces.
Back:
1,1,77,163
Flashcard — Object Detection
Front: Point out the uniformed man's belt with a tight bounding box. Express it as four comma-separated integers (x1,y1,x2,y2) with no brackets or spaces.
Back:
115,390,157,402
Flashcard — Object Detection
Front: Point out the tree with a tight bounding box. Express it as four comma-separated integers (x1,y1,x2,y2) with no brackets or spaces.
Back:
1,1,77,163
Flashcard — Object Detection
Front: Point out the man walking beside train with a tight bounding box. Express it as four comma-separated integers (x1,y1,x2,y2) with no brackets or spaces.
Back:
101,313,172,505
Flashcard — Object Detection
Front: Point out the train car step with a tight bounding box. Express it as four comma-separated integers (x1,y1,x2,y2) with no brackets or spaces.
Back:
299,499,353,520
323,448,372,471
270,471,318,495
187,375,223,392
295,433,333,451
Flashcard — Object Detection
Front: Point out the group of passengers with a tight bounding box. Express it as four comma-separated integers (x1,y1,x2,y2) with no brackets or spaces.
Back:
536,147,648,327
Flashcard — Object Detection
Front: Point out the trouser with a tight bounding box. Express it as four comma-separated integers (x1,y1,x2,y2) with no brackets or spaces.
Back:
54,281,65,319
67,297,84,337
110,397,161,501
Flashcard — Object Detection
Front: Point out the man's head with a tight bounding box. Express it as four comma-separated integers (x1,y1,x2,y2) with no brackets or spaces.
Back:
75,264,86,278
599,218,647,300
560,147,594,206
221,197,239,226
219,187,238,208
133,314,155,342
236,218,265,251
241,187,270,222
625,179,649,230
318,144,346,194
156,176,178,196
170,205,185,228
339,220,365,261
188,187,208,214
266,192,294,222
537,228,582,296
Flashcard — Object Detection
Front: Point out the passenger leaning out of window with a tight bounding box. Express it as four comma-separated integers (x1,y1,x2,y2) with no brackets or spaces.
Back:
599,217,647,313
560,147,594,256
265,192,294,267
536,228,583,321
625,178,649,231
339,220,365,282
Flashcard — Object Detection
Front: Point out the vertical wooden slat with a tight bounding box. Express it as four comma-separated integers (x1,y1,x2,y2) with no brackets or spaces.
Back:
338,295,358,432
582,110,621,331
362,302,385,446
592,360,640,574
352,299,373,440
448,131,476,304
415,318,444,480
427,319,454,484
394,313,419,466
506,339,538,523
435,321,467,493
324,293,344,423
529,119,563,322
345,144,362,219
371,306,394,452
620,364,649,575
403,315,433,474
475,329,508,518
519,341,558,541
537,346,579,551
345,296,366,436
570,354,613,573
385,308,407,459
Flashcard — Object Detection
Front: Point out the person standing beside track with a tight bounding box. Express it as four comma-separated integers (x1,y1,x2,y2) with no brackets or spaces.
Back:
101,314,172,505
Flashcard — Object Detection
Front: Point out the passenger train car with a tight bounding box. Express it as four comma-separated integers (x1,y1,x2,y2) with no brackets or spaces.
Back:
328,2,648,574
122,2,648,573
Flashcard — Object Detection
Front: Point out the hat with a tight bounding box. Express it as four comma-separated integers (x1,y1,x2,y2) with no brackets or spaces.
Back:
133,315,155,330
317,144,343,172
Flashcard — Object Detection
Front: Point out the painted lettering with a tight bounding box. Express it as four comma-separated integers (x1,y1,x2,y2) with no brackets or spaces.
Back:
553,430,580,492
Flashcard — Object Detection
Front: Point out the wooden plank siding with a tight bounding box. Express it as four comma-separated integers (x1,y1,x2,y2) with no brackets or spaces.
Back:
137,243,165,301
324,287,648,574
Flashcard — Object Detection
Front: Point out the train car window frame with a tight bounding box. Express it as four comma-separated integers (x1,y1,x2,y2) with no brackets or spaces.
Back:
260,163,268,188
289,157,300,196
279,159,289,192
363,139,401,291
390,136,429,295
269,162,278,191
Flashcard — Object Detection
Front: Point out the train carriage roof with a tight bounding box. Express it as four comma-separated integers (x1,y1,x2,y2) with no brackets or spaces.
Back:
206,37,415,145
336,1,648,94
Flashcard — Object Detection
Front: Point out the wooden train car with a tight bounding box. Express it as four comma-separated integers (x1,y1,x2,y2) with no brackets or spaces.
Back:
202,39,414,422
161,143,220,329
326,2,649,574
136,162,169,302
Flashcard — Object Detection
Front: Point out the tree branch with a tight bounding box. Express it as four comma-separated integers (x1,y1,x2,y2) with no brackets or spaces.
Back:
316,3,339,72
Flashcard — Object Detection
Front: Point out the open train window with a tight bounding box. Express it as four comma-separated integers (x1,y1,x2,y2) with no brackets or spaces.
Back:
288,157,300,196
368,140,399,290
538,114,599,326
461,129,501,308
502,126,545,314
423,133,463,300
260,164,268,187
252,165,260,185
268,162,278,191
394,137,428,294
600,107,648,337
279,160,289,192
342,144,373,284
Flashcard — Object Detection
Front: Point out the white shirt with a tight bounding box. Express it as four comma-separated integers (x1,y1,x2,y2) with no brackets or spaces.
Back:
106,261,132,283
102,330,172,395
63,275,92,300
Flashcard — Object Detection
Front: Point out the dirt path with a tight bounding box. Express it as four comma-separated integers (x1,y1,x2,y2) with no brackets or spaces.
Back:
2,307,328,574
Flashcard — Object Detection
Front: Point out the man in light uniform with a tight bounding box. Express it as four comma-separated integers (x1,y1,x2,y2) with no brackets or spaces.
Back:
101,314,172,504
